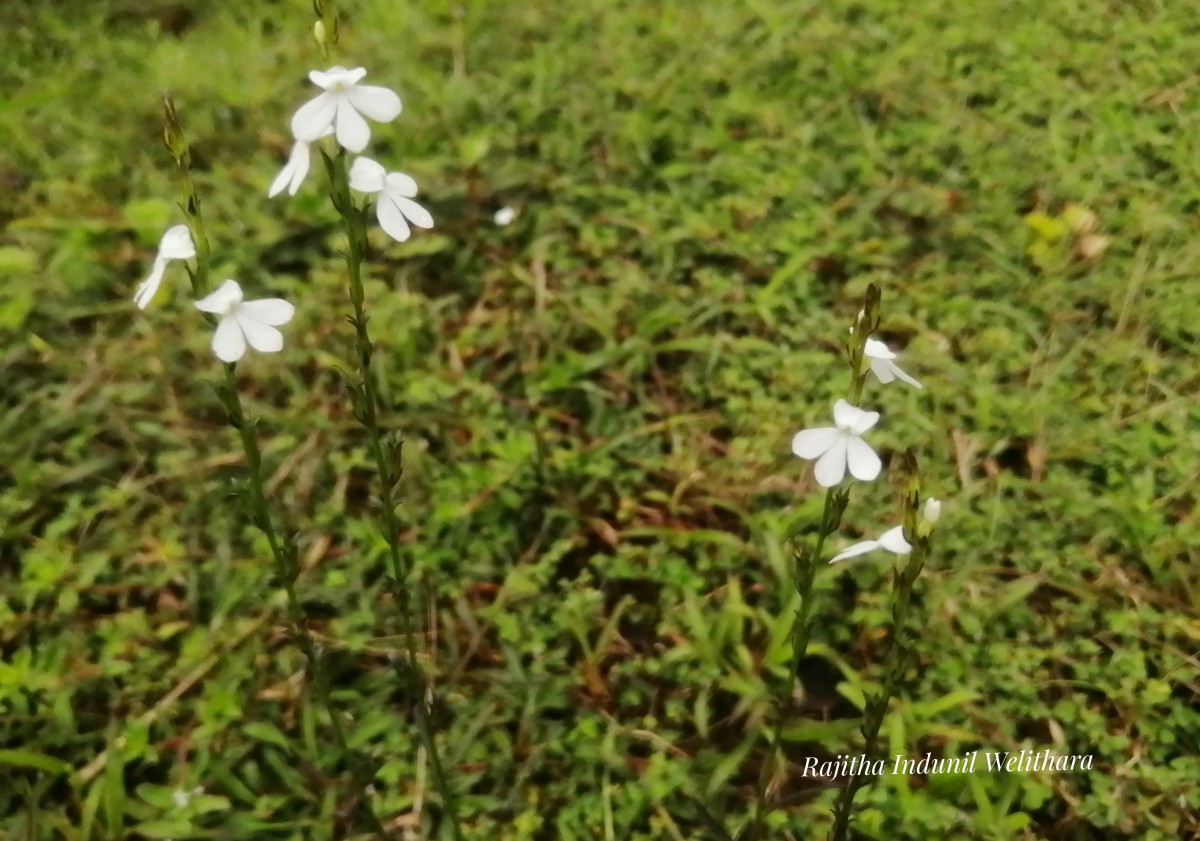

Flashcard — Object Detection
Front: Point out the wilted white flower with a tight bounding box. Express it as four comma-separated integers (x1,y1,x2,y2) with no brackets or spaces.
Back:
290,66,401,153
828,498,942,563
268,127,333,198
494,206,516,226
348,156,433,242
791,399,882,487
863,337,921,388
133,225,195,309
194,279,295,363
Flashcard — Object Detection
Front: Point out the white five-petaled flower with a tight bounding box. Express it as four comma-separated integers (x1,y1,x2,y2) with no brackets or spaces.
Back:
133,225,195,309
791,399,882,487
290,66,401,154
494,206,516,226
863,337,921,388
828,498,942,564
348,156,434,242
194,279,295,363
268,127,333,198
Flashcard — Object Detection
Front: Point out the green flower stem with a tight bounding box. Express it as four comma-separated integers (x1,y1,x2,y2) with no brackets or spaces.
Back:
325,147,465,841
163,96,210,299
746,487,839,838
828,535,930,841
218,372,389,839
746,288,882,837
162,98,387,839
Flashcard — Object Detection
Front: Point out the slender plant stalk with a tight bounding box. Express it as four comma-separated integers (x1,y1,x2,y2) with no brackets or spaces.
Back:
745,288,883,838
163,96,388,838
307,5,464,832
322,143,466,840
828,453,928,841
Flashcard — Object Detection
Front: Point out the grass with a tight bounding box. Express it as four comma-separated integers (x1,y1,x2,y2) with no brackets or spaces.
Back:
2,0,1198,838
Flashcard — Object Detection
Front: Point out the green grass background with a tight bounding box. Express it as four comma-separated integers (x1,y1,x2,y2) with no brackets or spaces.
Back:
2,0,1198,838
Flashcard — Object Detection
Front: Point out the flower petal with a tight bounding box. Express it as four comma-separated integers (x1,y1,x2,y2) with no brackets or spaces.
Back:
869,358,897,384
348,156,387,193
376,196,413,242
383,171,419,197
234,313,284,353
291,92,337,142
792,427,838,459
852,411,881,436
832,399,862,430
876,526,912,554
863,338,896,360
194,279,244,315
211,315,246,362
238,298,295,326
833,399,880,435
268,160,295,198
395,196,433,229
886,360,922,389
346,84,402,123
269,141,311,198
133,259,167,310
309,66,366,88
334,97,371,152
845,436,882,482
842,402,881,436
828,539,882,564
813,436,849,487
158,225,196,260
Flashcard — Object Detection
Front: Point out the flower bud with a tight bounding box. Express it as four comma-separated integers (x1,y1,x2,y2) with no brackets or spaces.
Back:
862,283,883,335
917,497,941,538
899,448,921,543
314,19,326,48
162,94,190,165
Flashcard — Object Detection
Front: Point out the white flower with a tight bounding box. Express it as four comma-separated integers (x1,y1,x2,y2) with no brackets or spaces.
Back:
829,525,911,564
494,206,516,226
290,66,401,154
133,225,195,309
194,279,295,363
348,156,433,242
828,498,942,564
863,337,921,388
268,127,333,198
791,399,882,487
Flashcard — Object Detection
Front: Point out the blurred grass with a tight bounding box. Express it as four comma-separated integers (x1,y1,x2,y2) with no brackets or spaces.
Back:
1,0,1198,838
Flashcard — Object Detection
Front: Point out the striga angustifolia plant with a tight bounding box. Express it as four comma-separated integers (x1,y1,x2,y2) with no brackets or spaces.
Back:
134,96,391,836
129,1,461,834
743,283,940,840
266,1,463,836
130,7,940,838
